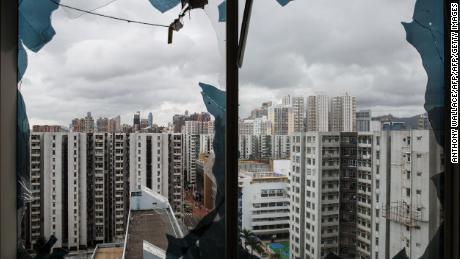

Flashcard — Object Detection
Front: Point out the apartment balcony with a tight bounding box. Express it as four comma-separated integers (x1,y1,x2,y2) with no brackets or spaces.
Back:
322,175,339,181
322,186,339,193
321,231,339,238
357,246,371,257
359,154,372,160
357,234,371,244
321,220,339,227
322,210,339,216
357,203,372,213
357,165,372,171
321,243,338,250
322,164,340,170
322,153,340,158
322,198,339,205
322,142,340,147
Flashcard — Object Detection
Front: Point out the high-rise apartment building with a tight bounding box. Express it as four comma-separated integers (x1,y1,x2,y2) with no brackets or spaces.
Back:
96,117,109,132
330,94,356,132
133,111,141,130
148,112,153,128
289,132,374,259
268,105,294,135
183,120,213,135
239,116,272,136
32,125,65,132
129,133,184,218
356,110,372,132
249,101,272,119
84,112,95,133
372,130,442,259
27,132,130,251
238,135,273,160
282,95,291,106
306,95,329,132
291,97,305,133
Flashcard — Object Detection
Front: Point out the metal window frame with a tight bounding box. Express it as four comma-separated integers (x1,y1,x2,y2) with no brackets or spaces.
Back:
444,1,460,259
1,0,458,258
225,0,239,258
0,0,18,257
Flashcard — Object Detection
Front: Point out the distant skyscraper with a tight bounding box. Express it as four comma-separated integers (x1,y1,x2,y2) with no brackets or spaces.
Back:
84,112,95,133
133,111,140,130
268,105,293,135
32,125,65,132
306,95,329,132
108,115,121,132
291,96,305,133
330,94,356,132
417,113,430,129
96,117,109,132
148,112,153,128
282,95,291,105
356,110,372,132
249,101,272,119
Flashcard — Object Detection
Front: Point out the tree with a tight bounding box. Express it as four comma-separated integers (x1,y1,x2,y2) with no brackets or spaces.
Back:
240,229,263,258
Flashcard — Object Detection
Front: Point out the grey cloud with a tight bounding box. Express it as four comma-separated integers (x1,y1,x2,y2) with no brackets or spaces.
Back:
22,0,426,126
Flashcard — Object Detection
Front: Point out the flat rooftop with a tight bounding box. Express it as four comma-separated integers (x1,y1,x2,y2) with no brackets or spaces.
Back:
93,247,123,259
124,209,182,259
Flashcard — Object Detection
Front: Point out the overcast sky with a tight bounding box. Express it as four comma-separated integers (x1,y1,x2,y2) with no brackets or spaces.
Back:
21,0,425,127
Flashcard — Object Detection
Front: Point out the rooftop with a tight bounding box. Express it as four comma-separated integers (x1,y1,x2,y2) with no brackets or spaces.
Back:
91,243,124,259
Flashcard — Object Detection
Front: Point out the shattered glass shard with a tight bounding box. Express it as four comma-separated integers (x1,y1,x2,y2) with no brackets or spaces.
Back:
199,82,226,119
402,0,444,143
276,0,292,7
19,0,60,52
148,0,180,13
18,42,28,82
218,0,226,22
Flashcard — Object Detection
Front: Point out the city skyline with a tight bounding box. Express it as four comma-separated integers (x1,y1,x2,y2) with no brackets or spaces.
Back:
21,0,427,127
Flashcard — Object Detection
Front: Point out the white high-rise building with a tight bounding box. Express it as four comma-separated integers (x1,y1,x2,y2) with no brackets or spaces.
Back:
29,133,88,250
239,116,272,136
199,134,214,155
268,105,294,135
306,96,329,132
272,135,291,160
84,112,94,133
28,132,130,250
183,120,213,135
291,97,305,133
372,130,442,259
129,133,184,218
330,94,356,132
282,95,291,106
289,132,375,259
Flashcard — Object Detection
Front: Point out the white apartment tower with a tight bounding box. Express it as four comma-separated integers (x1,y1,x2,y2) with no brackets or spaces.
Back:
28,133,89,250
27,132,130,250
371,130,442,259
330,94,356,132
292,97,305,133
306,96,329,132
289,132,375,259
268,105,294,135
129,133,184,218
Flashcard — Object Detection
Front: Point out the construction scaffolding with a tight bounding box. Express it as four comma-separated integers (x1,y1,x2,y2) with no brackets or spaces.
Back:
383,201,425,228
